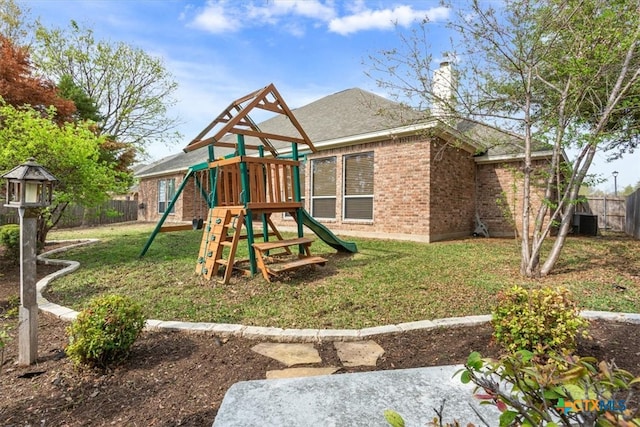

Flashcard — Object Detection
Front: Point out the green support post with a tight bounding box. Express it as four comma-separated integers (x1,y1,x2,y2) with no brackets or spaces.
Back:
208,146,216,207
237,135,257,275
194,174,208,201
292,143,305,254
258,146,269,245
139,169,194,257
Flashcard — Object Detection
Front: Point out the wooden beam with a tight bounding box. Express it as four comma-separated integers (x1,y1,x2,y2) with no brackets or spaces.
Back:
184,85,273,152
231,128,307,145
213,141,263,151
160,224,199,232
184,83,316,154
256,101,285,114
268,84,317,152
242,157,299,166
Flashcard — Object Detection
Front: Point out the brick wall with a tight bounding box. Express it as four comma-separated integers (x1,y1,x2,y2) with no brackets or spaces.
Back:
138,145,554,243
269,135,434,240
475,159,553,237
428,140,476,240
137,172,200,224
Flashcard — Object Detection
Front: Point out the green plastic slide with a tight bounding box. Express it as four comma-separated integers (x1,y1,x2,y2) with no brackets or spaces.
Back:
299,209,357,253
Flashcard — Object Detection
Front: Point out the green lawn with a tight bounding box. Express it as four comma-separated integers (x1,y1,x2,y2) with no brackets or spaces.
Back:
44,223,640,329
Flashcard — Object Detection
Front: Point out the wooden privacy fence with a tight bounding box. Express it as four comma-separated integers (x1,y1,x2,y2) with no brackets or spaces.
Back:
626,189,640,239
0,199,138,228
576,196,626,232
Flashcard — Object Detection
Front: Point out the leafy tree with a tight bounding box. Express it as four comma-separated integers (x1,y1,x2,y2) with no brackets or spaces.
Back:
368,0,640,277
0,34,75,122
0,102,127,245
0,0,33,44
57,74,101,122
33,20,181,154
57,74,135,181
621,184,635,197
519,0,640,275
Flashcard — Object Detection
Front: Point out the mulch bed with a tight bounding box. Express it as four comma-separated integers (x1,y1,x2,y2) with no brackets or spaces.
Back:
1,256,639,426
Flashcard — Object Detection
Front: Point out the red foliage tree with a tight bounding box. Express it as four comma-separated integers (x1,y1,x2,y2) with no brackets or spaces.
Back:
0,34,75,121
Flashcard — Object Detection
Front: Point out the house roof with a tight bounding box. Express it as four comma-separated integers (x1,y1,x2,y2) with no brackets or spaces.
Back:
452,119,551,158
137,88,423,178
257,88,423,145
136,86,549,179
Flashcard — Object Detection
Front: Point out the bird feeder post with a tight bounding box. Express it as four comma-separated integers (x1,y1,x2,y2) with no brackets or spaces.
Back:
2,158,57,365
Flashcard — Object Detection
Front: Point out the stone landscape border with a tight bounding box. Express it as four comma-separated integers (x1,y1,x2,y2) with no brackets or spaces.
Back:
36,239,640,343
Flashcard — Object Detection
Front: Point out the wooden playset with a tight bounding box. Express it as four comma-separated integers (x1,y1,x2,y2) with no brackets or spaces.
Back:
140,84,356,284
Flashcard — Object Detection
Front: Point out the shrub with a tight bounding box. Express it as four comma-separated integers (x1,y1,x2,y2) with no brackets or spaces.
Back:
460,350,640,426
492,285,589,357
0,326,10,375
1,294,20,319
66,294,146,369
0,224,20,264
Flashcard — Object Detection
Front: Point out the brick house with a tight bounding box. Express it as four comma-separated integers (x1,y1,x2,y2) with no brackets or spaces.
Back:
136,73,556,242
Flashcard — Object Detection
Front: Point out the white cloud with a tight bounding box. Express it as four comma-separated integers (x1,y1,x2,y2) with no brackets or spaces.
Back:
329,5,450,35
188,0,335,35
345,0,367,15
190,1,240,34
247,0,336,23
188,2,450,37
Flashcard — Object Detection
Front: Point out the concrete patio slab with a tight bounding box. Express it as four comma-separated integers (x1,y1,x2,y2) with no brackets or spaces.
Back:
265,367,340,379
213,365,501,426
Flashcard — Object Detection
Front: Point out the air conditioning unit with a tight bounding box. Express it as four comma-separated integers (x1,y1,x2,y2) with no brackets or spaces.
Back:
573,213,598,236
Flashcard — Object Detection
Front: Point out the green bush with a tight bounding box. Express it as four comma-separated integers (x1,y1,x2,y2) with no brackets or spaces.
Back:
492,285,588,357
1,294,20,319
66,294,146,369
0,325,11,375
0,224,20,264
461,350,640,426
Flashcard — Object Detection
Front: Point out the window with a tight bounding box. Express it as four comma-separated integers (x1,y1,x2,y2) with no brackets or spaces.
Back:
158,178,176,214
343,152,374,220
311,157,336,219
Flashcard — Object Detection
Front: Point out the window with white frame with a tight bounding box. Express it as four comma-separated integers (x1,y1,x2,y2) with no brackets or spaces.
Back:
343,152,374,220
311,157,336,219
158,178,176,214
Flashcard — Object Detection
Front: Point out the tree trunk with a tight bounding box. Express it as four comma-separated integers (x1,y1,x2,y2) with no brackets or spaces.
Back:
540,204,575,276
36,202,68,250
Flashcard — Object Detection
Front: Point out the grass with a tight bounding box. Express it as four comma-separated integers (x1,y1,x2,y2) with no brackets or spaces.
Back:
44,223,640,329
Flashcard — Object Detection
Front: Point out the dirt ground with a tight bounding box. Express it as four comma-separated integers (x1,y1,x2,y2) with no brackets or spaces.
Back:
1,255,640,426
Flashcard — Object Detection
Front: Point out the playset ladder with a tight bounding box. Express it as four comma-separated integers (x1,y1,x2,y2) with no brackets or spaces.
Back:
196,206,245,283
196,207,328,284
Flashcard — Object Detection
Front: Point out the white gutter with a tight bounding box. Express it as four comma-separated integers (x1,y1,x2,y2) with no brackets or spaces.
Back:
474,149,557,164
276,120,443,156
136,166,192,179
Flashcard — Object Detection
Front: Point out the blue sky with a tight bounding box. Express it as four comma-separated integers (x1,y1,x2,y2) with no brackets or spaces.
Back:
20,0,639,190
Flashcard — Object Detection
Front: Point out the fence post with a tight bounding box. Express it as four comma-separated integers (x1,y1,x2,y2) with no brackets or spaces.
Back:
603,195,607,231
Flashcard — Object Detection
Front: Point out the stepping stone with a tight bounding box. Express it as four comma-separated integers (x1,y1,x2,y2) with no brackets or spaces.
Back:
266,367,339,379
251,343,321,367
334,340,384,367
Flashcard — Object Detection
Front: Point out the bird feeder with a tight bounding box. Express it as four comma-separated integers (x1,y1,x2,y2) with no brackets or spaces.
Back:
2,157,57,208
